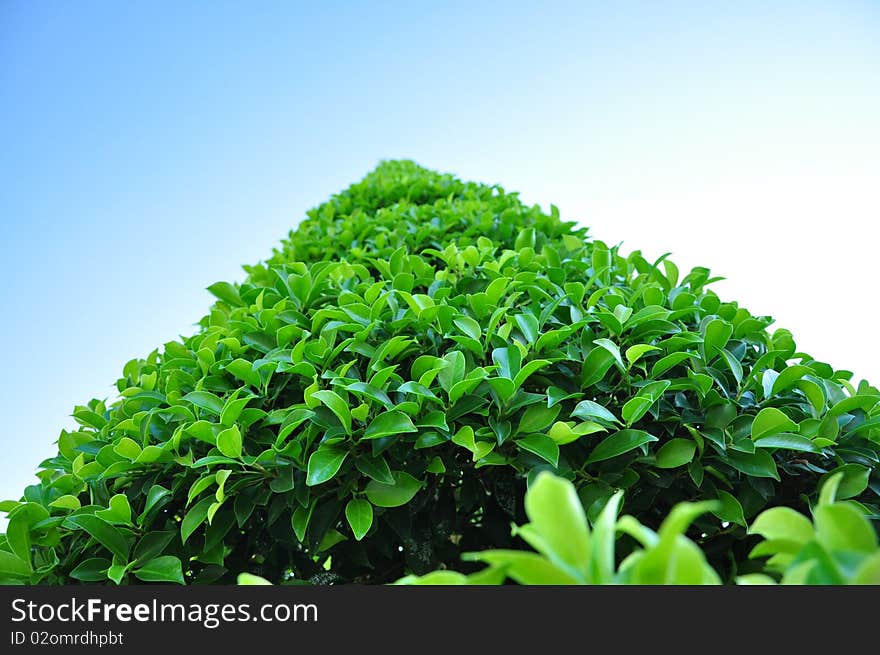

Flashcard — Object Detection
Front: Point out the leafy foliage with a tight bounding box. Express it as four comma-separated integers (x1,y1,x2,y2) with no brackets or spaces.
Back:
1,160,878,584
400,471,880,585
741,471,880,584
398,471,721,584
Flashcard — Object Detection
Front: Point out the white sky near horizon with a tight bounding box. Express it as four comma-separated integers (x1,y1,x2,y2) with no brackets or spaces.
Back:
0,1,878,514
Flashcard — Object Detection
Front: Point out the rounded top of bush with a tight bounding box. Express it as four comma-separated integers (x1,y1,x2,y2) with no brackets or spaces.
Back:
2,160,878,585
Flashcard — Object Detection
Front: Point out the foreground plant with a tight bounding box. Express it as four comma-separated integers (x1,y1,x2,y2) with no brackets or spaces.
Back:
398,471,721,585
399,471,880,585
740,472,880,584
1,161,878,585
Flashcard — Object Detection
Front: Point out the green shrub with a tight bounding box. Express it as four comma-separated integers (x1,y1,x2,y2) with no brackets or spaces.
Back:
1,160,878,585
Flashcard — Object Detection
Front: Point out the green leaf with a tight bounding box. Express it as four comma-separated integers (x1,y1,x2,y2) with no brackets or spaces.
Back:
133,556,185,584
655,439,696,469
207,281,242,306
312,390,352,434
580,347,616,388
5,513,32,567
518,404,560,434
291,503,313,542
749,507,813,544
621,381,670,426
590,490,623,584
625,344,660,366
180,497,214,545
452,425,494,461
113,437,142,461
586,429,658,464
751,407,798,440
68,557,110,582
138,485,171,525
593,338,625,371
853,552,880,584
822,464,869,500
713,490,747,527
182,390,224,416
363,410,417,440
515,434,560,467
133,531,175,562
306,447,348,486
216,425,243,459
753,433,817,452
724,449,780,480
465,550,581,585
718,348,743,386
225,359,262,388
96,494,133,526
571,400,620,424
770,365,813,395
703,318,732,359
345,499,373,541
547,421,605,445
514,313,540,344
48,495,81,511
62,514,130,561
513,358,551,389
651,352,693,378
453,316,482,340
354,456,395,484
523,472,590,579
365,471,423,507
814,504,877,553
220,395,252,428
237,572,273,585
0,550,31,579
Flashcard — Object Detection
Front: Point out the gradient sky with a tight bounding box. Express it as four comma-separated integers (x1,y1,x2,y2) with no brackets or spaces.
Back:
1,1,878,507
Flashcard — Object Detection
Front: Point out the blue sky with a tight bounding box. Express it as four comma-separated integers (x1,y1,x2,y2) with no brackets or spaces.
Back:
1,1,878,504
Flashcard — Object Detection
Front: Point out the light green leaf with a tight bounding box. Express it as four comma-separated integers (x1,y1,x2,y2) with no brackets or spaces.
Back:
547,421,605,445
749,507,813,544
465,550,581,585
703,318,732,359
365,471,423,507
523,471,591,579
96,494,133,526
48,495,82,511
216,425,243,459
655,439,696,469
625,344,660,367
238,572,273,585
345,499,374,541
751,407,798,441
814,505,877,553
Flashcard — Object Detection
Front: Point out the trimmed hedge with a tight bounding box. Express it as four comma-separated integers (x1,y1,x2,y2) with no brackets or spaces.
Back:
1,160,878,585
